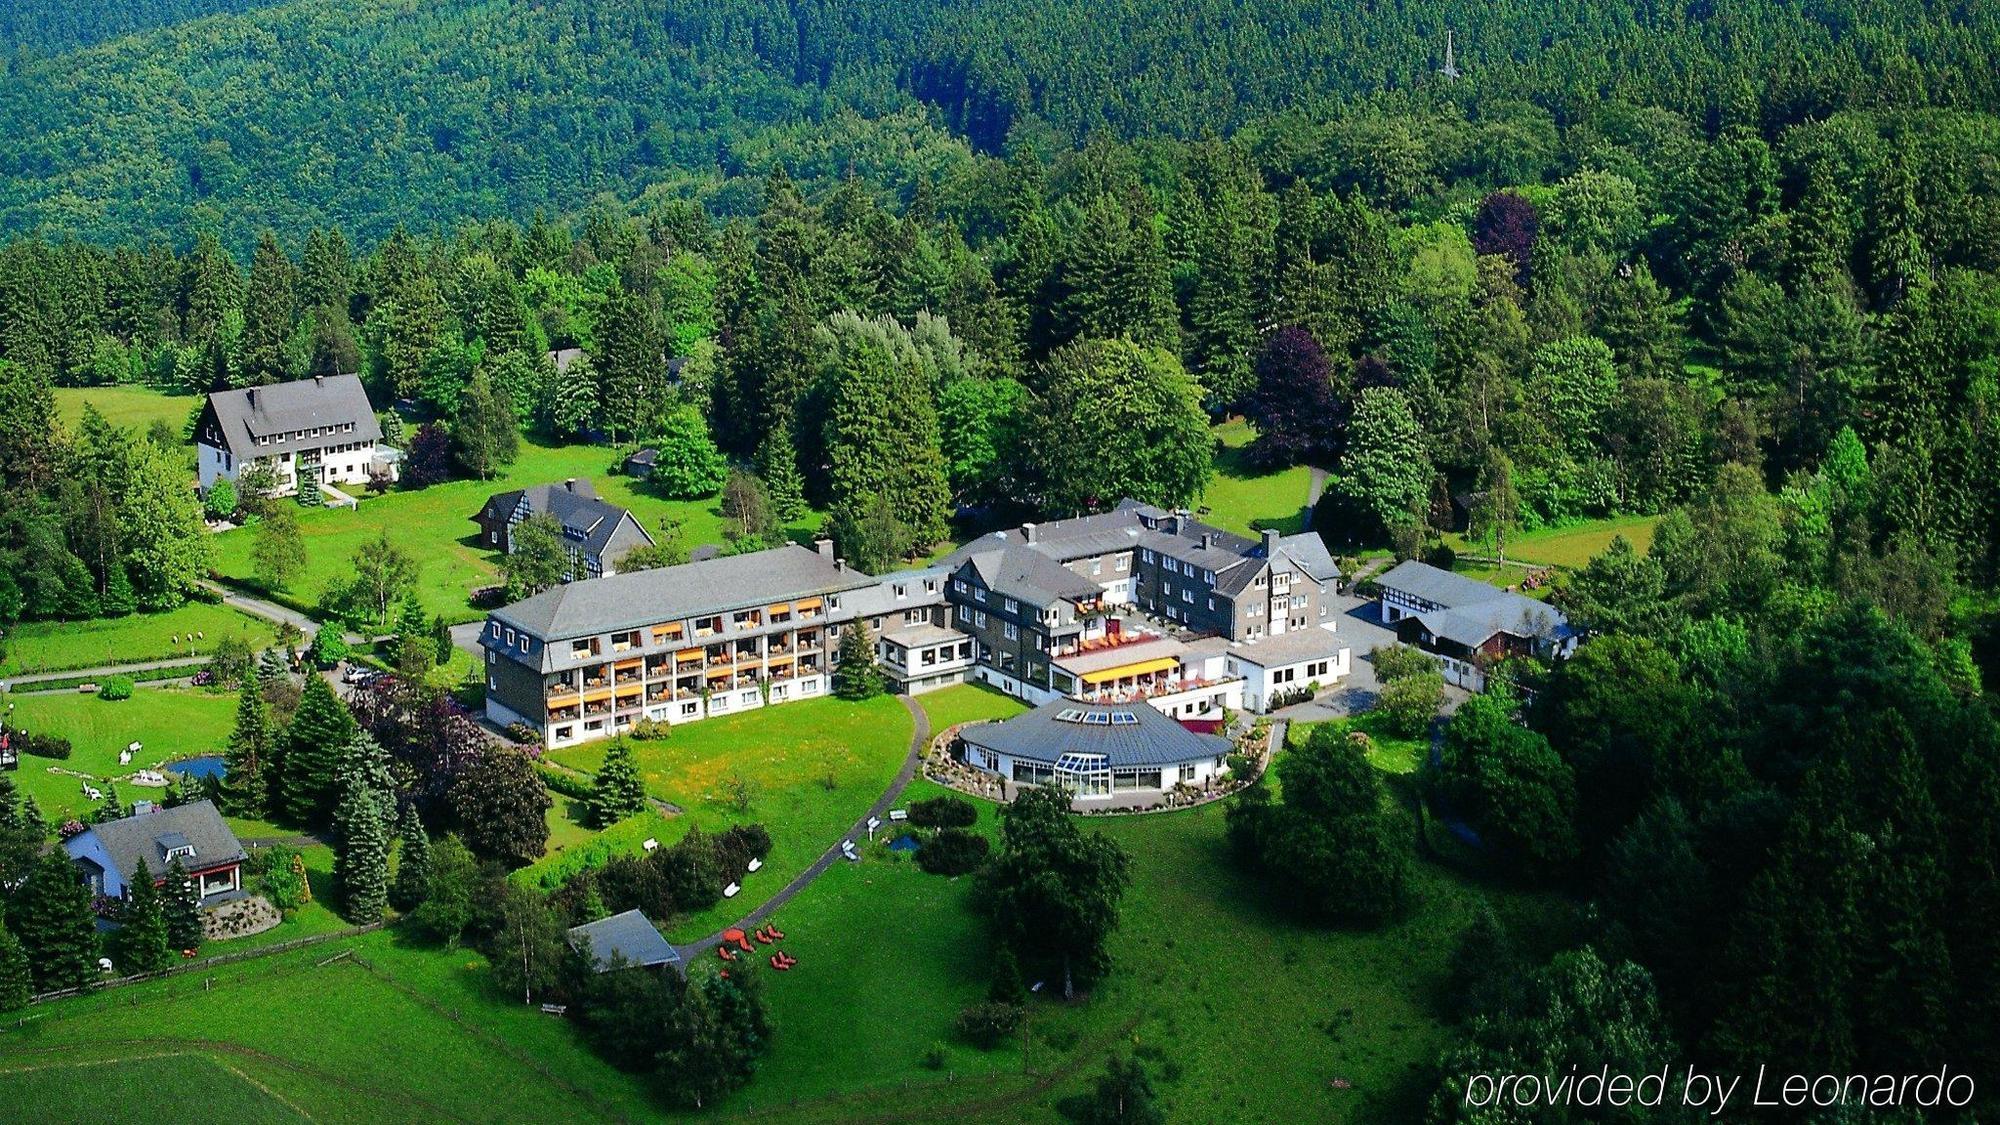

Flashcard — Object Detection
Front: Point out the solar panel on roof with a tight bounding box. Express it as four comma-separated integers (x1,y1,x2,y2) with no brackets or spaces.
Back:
1110,711,1139,725
1084,712,1110,725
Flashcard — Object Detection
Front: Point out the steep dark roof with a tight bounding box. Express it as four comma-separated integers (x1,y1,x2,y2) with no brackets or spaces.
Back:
1377,560,1572,647
491,544,873,641
959,545,1102,608
201,374,381,461
960,698,1232,769
567,909,682,972
1375,560,1511,608
476,481,651,561
70,800,245,881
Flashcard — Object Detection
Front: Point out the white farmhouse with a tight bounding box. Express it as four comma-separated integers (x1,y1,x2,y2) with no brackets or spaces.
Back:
195,373,397,496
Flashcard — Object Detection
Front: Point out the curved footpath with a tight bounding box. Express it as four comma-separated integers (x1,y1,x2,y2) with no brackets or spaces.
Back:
674,696,931,960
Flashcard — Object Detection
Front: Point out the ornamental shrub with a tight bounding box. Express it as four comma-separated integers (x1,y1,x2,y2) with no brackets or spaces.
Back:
98,675,134,701
954,1001,1025,1048
916,827,990,876
909,795,977,829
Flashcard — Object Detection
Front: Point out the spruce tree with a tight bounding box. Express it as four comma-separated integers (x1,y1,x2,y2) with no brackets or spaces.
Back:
754,430,808,521
832,621,885,700
16,848,98,991
282,675,357,825
162,858,203,951
334,730,397,836
257,645,288,684
334,782,390,924
0,922,31,1011
590,741,648,827
390,805,432,913
221,666,273,816
112,859,172,974
93,780,122,824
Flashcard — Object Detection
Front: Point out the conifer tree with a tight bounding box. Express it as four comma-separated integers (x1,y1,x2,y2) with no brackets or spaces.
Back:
334,781,390,924
334,730,397,836
162,858,202,951
221,666,273,816
833,621,885,700
390,804,432,913
112,859,172,974
282,675,357,825
94,780,122,824
754,430,807,521
15,848,98,991
590,741,649,827
0,922,31,1011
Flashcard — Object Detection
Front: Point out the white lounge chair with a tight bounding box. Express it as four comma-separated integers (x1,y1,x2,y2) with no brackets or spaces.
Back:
746,858,762,873
723,882,741,898
642,838,658,852
888,809,908,822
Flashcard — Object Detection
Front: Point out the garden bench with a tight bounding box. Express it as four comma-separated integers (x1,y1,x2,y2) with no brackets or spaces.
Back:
539,1004,567,1016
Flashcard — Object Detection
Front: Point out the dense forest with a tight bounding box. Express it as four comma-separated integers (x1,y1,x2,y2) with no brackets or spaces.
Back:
2,0,1999,1116
0,0,276,56
3,0,1999,247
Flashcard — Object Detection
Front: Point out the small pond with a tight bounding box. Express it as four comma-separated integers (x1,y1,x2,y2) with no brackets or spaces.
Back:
887,833,921,853
168,754,227,781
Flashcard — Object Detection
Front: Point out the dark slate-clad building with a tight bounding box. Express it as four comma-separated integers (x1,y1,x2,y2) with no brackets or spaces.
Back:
473,479,655,580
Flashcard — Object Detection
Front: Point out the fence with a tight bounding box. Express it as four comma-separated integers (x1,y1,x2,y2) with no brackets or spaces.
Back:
28,922,382,1005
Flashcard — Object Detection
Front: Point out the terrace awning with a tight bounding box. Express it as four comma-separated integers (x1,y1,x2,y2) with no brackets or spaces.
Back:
795,597,823,611
1079,656,1179,686
768,602,791,614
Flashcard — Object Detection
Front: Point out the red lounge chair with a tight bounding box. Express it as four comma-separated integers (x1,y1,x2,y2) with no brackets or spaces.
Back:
736,936,755,953
755,929,774,944
718,946,736,961
767,925,785,940
770,956,789,970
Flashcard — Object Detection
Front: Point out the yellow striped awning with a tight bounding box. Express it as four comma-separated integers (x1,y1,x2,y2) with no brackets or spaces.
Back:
768,602,791,614
707,667,734,680
582,688,614,703
1079,656,1180,686
766,653,795,666
676,648,703,661
795,597,823,611
614,657,643,670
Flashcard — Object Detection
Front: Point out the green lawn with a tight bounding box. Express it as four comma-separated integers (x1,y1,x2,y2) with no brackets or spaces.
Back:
917,681,1029,734
0,1054,309,1125
1287,712,1428,774
1,602,278,677
1446,514,1662,570
1199,419,1317,539
2,685,237,827
53,385,199,434
0,929,657,1124
210,436,828,624
546,695,914,940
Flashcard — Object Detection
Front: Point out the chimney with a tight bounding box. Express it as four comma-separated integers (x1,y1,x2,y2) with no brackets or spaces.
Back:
1262,528,1280,556
563,478,578,493
314,373,325,388
1163,514,1179,536
1200,532,1213,550
1021,522,1038,544
835,557,847,573
815,538,835,560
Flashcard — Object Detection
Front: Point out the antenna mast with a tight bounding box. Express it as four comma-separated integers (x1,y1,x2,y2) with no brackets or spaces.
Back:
1440,29,1461,80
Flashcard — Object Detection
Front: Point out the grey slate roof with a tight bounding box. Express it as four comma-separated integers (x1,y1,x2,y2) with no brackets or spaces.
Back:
1375,560,1512,608
1418,599,1570,649
960,545,1103,608
477,481,651,560
1273,533,1341,583
73,800,246,881
1216,626,1349,667
491,544,873,641
960,698,1232,769
201,374,381,461
1377,561,1572,648
567,909,682,972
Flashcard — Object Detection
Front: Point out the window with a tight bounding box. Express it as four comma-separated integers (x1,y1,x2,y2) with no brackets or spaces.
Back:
1254,575,1268,589
953,579,968,594
894,583,906,599
1207,597,1216,611
973,588,987,603
1204,569,1214,583
903,609,926,625
958,604,971,623
827,595,842,611
975,611,988,627
1003,622,1018,640
1182,589,1194,604
681,702,699,717
1141,548,1155,563
1091,559,1102,575
1116,555,1130,572
1003,597,1018,614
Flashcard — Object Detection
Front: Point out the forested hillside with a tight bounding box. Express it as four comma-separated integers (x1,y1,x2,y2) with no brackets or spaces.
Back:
0,0,277,55
2,0,1997,246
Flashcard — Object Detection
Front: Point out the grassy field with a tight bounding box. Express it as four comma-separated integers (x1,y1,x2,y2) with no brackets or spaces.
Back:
1287,712,1429,774
917,681,1029,733
2,685,238,827
0,929,657,1124
1446,514,1662,570
52,385,199,434
0,1054,310,1124
1,602,278,677
546,694,914,940
1199,419,1317,539
0,783,1569,1122
210,436,828,624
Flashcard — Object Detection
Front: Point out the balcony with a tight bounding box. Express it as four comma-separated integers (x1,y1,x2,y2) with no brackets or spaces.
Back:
614,669,642,686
